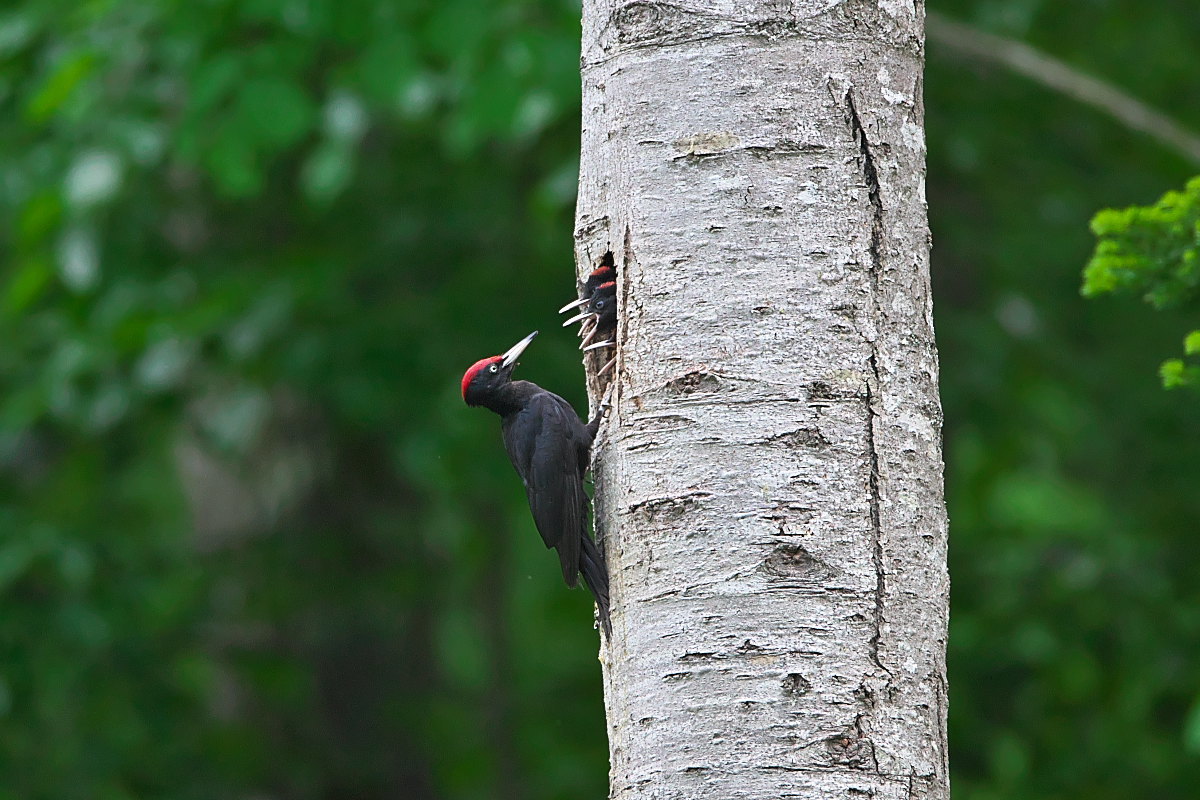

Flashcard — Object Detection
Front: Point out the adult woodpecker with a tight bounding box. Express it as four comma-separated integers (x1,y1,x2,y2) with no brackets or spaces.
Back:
461,331,612,635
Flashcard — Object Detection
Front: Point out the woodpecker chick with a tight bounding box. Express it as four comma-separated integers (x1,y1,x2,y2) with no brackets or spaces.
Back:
577,280,617,348
559,263,615,316
561,254,619,376
461,331,611,636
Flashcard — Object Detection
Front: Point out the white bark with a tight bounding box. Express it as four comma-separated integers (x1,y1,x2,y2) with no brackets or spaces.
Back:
575,2,949,799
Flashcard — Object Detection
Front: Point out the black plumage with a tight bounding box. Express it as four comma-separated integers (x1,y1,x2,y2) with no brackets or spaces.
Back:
462,331,611,635
578,279,617,347
559,262,615,321
561,259,619,375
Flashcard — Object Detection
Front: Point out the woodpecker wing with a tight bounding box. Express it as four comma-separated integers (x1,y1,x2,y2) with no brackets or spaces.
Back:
501,389,591,587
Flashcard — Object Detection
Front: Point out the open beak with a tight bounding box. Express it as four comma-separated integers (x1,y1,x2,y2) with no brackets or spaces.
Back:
501,331,538,368
558,297,588,314
562,309,593,327
579,321,600,348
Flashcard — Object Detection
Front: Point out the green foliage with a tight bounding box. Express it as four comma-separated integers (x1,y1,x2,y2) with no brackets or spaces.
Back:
1,0,1199,799
930,1,1200,798
1083,176,1200,387
1,1,599,798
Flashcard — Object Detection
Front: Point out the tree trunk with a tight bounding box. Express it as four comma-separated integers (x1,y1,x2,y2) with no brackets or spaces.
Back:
575,2,949,798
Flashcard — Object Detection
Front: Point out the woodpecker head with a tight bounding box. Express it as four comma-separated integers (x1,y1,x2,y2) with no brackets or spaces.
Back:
562,280,617,328
559,264,615,316
590,281,617,325
461,331,538,407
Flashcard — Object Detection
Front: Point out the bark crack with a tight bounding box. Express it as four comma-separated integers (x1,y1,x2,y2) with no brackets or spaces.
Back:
845,90,884,286
865,353,889,679
842,86,891,682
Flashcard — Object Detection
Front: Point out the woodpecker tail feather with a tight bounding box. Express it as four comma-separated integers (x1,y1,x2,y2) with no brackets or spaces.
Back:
579,535,612,638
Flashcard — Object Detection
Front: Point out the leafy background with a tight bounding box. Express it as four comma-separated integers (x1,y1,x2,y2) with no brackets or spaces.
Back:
0,1,1197,798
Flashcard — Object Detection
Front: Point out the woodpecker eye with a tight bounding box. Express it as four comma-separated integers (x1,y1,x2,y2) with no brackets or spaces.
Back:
489,364,499,373
594,299,606,310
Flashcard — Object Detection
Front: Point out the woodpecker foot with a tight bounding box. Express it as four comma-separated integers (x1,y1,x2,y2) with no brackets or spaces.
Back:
586,383,615,439
599,381,614,414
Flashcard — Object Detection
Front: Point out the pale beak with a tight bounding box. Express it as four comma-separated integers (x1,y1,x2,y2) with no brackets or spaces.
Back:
562,310,593,327
558,297,588,314
583,339,614,352
501,331,538,368
579,322,600,348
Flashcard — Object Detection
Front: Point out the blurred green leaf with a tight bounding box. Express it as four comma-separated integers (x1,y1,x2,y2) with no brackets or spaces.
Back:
1184,698,1200,754
189,54,243,115
301,141,355,205
233,77,316,150
2,259,52,315
355,32,420,104
1184,329,1200,355
26,50,95,122
205,123,263,197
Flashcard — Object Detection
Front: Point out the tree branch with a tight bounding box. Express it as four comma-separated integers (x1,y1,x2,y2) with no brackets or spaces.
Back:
926,11,1200,165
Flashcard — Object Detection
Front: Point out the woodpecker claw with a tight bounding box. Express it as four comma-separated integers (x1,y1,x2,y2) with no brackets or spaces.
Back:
583,340,614,352
599,383,614,413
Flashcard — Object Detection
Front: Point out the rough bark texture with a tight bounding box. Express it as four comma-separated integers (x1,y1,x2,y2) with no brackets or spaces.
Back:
575,2,949,799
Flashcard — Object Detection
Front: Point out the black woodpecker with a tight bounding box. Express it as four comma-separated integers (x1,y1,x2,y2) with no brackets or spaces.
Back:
558,261,615,318
561,261,618,374
461,331,611,636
